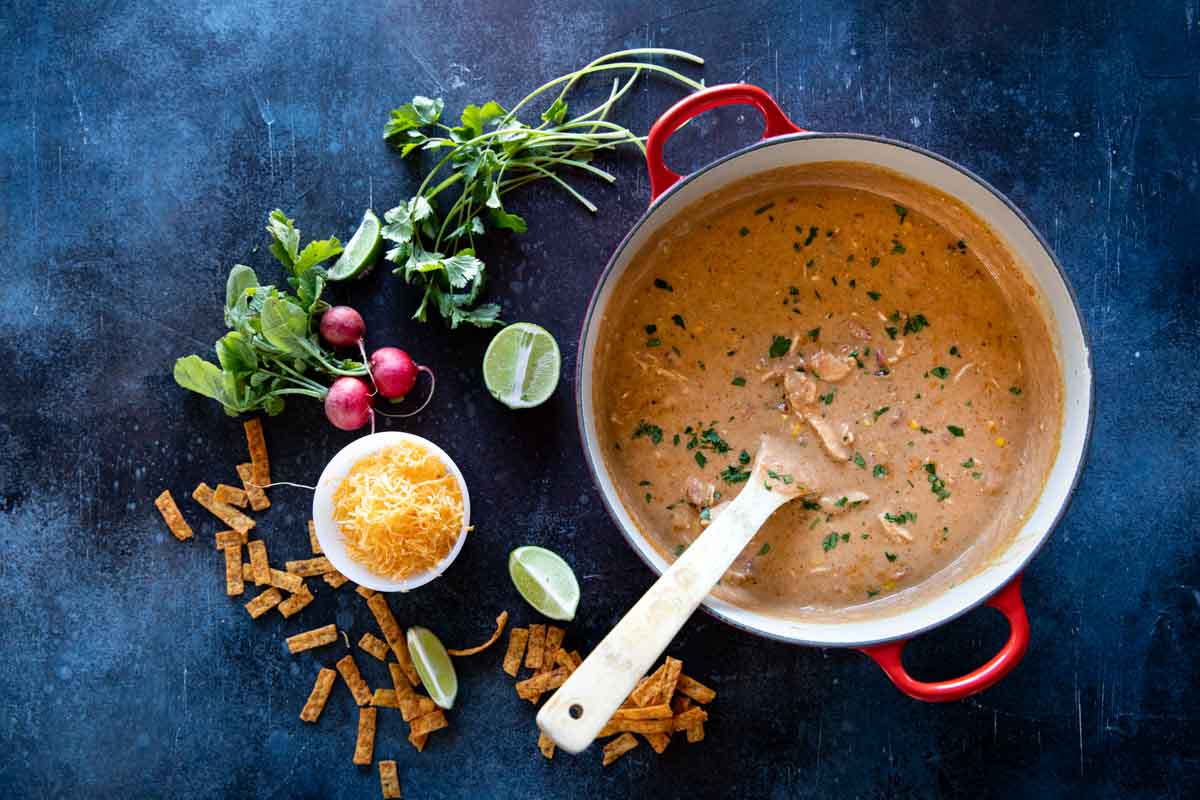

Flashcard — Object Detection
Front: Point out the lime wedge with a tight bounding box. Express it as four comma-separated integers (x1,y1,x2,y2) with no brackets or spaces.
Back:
327,209,382,281
406,627,458,709
508,546,580,621
483,323,561,409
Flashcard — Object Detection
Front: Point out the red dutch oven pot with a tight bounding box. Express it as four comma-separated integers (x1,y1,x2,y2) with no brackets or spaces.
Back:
575,84,1094,702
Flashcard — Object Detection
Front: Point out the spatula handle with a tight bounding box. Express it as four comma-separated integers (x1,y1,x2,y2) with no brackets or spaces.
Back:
536,480,785,754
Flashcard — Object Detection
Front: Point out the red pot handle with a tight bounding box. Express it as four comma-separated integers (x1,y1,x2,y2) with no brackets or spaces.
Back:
858,574,1030,702
645,83,804,202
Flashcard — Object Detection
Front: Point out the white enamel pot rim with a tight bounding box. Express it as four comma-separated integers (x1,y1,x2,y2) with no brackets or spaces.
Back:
575,128,1095,651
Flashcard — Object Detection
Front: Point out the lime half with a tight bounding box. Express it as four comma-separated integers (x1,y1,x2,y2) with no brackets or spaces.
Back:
327,209,382,281
483,323,561,409
406,627,458,709
508,546,580,621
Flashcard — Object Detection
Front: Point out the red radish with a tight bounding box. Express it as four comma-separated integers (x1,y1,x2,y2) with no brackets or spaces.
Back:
320,306,366,348
369,347,420,399
324,377,373,430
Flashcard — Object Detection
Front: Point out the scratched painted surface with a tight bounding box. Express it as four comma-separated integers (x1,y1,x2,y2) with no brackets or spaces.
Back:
1,0,1197,797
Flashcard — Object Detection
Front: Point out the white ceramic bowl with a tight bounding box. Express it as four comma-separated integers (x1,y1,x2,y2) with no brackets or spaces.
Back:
312,431,471,592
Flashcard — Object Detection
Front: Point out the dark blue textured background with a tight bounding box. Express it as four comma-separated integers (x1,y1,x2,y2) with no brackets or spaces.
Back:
1,1,1197,797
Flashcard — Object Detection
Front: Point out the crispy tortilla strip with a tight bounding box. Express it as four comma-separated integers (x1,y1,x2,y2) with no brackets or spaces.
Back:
353,707,377,765
409,733,428,752
192,483,255,535
322,569,349,589
277,585,314,619
371,688,399,708
569,650,583,667
266,568,304,594
415,696,436,717
502,627,528,677
244,587,283,619
447,611,509,657
358,632,389,662
656,657,683,705
601,733,639,766
378,760,401,799
300,667,337,723
409,708,448,738
236,462,270,511
367,594,419,686
671,706,709,732
525,624,546,670
596,717,674,737
308,519,323,555
538,626,565,674
224,543,244,596
356,585,377,599
337,654,372,706
622,676,653,709
215,529,246,549
685,719,705,743
515,667,569,703
243,418,270,489
610,704,673,721
643,732,670,754
629,663,668,708
388,664,419,722
287,623,337,654
247,540,270,586
670,696,693,715
154,490,193,541
676,674,716,704
213,483,248,508
538,731,556,760
552,648,577,673
286,556,336,576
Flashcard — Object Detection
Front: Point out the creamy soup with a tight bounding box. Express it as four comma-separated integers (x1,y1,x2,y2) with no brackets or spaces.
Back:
594,162,1062,618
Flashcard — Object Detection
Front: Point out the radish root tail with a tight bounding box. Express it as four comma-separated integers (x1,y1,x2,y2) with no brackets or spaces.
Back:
374,365,436,420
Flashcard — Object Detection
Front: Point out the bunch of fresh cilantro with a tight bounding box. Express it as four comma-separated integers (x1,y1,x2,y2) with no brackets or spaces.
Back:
378,48,704,328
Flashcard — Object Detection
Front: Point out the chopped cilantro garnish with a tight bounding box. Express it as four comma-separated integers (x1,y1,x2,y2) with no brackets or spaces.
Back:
884,326,897,340
718,464,751,484
894,203,908,223
768,335,792,358
867,588,880,597
1010,386,1023,396
644,324,657,335
884,511,917,524
754,202,775,215
924,462,950,501
872,405,891,421
853,452,867,468
758,542,771,556
671,313,686,330
867,290,881,301
738,450,750,465
819,390,836,405
694,452,707,468
653,278,673,292
738,226,750,237
674,544,686,556
962,457,975,468
885,552,898,562
949,345,960,357
821,532,840,552
632,421,663,444
903,314,930,335
870,256,880,267
930,366,950,379
802,499,822,511
873,464,888,479
947,425,965,437
807,327,821,342
834,496,848,508
789,286,800,296
804,226,819,246
646,337,662,348
891,239,906,254
731,376,746,387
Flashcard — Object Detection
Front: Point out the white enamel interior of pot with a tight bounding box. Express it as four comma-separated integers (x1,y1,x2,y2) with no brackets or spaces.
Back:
577,134,1092,647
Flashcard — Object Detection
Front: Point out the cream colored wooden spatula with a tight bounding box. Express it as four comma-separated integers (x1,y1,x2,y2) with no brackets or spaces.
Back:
537,435,818,754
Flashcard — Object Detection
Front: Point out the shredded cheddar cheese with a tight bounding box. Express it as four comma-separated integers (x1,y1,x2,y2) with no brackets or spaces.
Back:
332,443,465,580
